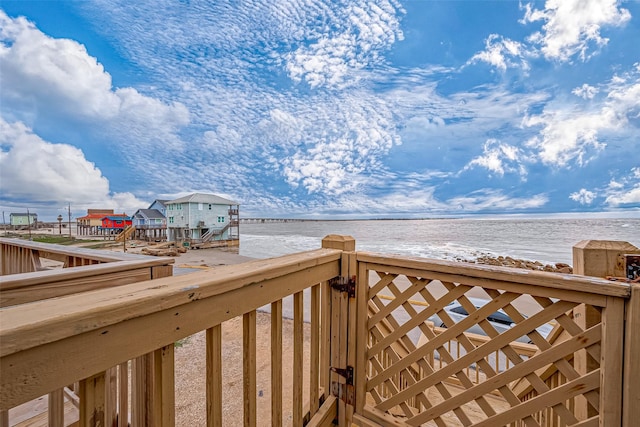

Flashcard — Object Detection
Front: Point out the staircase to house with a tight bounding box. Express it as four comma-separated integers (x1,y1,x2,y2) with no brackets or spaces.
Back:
115,225,135,242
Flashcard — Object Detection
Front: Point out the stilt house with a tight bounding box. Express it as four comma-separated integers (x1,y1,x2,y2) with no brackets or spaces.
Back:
165,193,239,243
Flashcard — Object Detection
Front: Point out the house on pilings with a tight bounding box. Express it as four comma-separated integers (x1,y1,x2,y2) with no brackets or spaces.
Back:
165,193,239,247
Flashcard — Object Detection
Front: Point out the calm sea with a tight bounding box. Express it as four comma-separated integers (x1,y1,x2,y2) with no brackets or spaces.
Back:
238,217,639,265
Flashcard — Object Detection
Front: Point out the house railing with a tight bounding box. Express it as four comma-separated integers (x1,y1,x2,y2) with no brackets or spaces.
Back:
133,223,166,230
1,235,638,427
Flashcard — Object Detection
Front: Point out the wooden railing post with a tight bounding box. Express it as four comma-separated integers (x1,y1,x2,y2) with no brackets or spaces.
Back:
322,235,356,427
572,240,639,421
79,372,106,427
623,283,640,427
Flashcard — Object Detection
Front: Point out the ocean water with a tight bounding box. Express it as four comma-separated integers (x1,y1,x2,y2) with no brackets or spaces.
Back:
238,217,640,265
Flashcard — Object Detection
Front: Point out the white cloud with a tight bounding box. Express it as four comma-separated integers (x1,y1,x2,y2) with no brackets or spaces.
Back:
464,139,527,178
448,190,548,212
523,110,610,166
0,118,146,213
524,65,640,166
570,188,596,205
284,1,404,88
521,0,631,62
572,84,598,100
604,168,640,207
468,34,530,71
0,11,189,147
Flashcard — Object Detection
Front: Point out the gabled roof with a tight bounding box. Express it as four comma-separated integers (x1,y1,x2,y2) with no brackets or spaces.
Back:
148,199,168,209
166,193,239,205
134,209,166,219
78,213,127,220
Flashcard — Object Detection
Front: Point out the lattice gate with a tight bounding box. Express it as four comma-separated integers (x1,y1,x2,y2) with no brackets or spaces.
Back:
348,252,628,427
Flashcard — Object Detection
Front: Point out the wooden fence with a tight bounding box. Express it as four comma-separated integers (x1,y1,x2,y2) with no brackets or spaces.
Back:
352,251,637,427
1,236,639,427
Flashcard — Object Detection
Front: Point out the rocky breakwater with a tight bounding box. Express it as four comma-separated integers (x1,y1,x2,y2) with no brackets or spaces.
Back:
469,255,573,274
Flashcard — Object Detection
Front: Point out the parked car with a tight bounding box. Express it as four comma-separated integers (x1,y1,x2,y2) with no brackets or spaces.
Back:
427,298,553,344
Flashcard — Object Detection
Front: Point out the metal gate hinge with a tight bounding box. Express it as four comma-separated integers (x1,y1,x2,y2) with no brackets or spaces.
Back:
330,365,353,385
331,381,355,406
329,276,356,298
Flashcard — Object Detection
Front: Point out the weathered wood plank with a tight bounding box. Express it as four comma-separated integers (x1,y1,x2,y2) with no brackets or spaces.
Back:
293,291,304,426
357,252,630,298
623,284,640,427
0,238,154,263
600,297,624,426
345,251,357,425
153,344,175,427
105,367,118,427
243,310,256,427
306,395,337,427
354,262,368,416
1,268,153,307
48,388,64,427
270,300,283,427
310,285,320,417
206,325,222,427
79,372,106,427
118,362,128,427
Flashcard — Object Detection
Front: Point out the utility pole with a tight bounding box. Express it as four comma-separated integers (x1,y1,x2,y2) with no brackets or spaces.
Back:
68,204,72,238
27,208,32,239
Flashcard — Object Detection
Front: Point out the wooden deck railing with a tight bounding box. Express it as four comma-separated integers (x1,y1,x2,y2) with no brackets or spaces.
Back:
0,238,343,426
1,236,639,427
0,238,174,307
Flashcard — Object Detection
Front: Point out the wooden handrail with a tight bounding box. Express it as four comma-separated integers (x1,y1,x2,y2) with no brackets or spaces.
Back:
357,251,630,298
0,259,173,291
0,248,341,409
0,237,148,263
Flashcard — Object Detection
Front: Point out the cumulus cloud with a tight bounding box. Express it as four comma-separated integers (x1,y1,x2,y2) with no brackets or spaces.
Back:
464,139,527,178
604,168,640,207
524,65,640,166
468,34,530,71
572,84,599,100
0,10,189,146
0,118,146,213
521,0,631,62
570,188,596,205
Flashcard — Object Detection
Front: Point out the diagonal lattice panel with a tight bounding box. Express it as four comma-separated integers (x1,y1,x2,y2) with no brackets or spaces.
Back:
368,274,508,423
367,281,476,426
358,258,619,427
372,286,580,424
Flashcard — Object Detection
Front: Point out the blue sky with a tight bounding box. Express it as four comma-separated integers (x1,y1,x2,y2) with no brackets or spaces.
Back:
1,1,639,220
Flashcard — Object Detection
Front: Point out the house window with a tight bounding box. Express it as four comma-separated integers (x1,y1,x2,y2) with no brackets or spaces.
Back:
169,217,174,224
198,203,203,211
217,216,225,223
208,204,212,210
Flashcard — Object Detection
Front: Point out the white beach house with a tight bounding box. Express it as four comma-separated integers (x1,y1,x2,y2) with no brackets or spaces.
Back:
165,193,239,243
